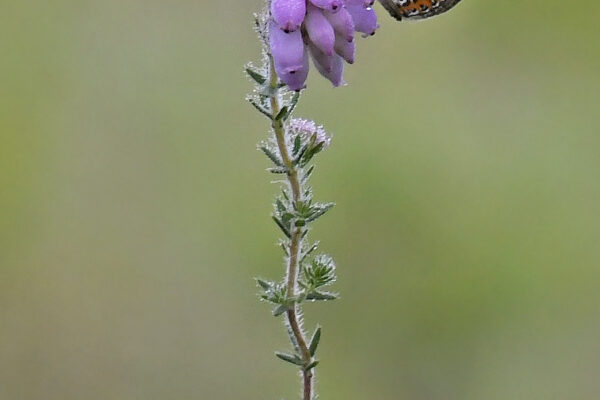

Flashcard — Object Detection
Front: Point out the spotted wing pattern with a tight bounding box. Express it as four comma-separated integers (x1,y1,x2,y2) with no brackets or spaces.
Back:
378,0,463,21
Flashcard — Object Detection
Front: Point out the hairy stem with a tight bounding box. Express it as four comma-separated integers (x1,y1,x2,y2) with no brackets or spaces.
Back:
269,55,314,400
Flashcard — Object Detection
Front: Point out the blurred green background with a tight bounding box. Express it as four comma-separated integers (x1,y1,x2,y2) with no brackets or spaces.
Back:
1,1,599,399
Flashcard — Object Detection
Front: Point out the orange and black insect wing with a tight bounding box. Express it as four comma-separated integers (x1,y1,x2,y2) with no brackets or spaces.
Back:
378,0,463,21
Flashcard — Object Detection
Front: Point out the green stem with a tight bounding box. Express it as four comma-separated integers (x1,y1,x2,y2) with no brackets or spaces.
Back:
269,55,314,400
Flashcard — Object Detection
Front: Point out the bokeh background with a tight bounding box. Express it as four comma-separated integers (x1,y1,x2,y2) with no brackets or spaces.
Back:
2,1,599,399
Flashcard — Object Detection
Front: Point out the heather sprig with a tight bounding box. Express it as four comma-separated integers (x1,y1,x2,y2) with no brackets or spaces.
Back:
248,53,336,398
247,2,380,399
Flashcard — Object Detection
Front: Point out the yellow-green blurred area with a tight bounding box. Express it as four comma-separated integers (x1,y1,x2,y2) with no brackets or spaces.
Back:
1,0,599,399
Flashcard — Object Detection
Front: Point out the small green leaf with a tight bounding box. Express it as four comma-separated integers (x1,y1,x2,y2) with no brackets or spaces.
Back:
272,216,291,238
248,98,272,119
288,91,301,116
260,282,287,304
303,187,313,201
307,132,318,148
281,211,294,226
275,106,288,121
304,360,319,371
245,67,266,85
267,166,288,174
306,202,335,223
273,304,288,317
279,240,290,256
311,140,325,155
302,165,314,183
295,135,327,167
300,242,318,262
301,254,336,289
292,135,302,156
306,291,338,301
259,144,283,166
276,199,287,213
256,278,272,291
293,144,309,166
293,199,308,213
308,326,321,356
275,351,304,366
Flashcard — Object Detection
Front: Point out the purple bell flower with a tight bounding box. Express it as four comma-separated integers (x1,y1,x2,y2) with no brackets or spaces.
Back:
271,0,306,32
268,0,379,90
344,4,379,36
305,4,336,56
269,21,309,91
334,34,355,64
308,42,345,87
319,53,345,87
308,0,343,12
281,48,309,91
345,0,375,7
324,8,355,42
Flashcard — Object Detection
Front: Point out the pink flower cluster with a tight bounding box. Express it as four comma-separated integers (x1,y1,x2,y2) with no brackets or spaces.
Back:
289,118,331,148
269,0,379,90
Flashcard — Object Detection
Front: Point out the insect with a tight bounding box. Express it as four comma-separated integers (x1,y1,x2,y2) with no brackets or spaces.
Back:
378,0,463,21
